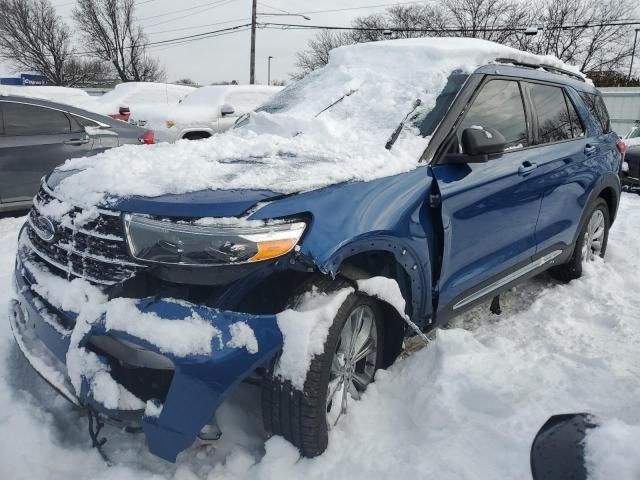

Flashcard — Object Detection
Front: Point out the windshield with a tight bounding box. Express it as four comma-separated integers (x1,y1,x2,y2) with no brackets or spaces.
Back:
239,68,468,151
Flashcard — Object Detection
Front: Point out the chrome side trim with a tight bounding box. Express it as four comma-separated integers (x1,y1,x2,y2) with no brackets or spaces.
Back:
452,250,563,310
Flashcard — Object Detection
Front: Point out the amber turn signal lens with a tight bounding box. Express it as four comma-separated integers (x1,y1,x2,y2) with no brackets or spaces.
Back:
249,238,298,262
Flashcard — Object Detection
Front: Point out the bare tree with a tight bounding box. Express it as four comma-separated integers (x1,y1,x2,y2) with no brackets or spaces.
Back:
73,0,165,82
0,0,109,86
295,0,638,79
513,0,635,74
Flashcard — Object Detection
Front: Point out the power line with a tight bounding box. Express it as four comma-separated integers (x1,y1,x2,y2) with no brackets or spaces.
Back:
142,0,238,28
260,19,640,33
65,22,252,56
139,0,237,23
146,17,249,36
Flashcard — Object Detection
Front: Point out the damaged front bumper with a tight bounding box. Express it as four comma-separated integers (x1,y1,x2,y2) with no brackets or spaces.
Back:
10,253,284,462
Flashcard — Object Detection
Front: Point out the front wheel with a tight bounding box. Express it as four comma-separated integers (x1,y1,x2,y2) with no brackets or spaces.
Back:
549,198,610,282
262,291,384,457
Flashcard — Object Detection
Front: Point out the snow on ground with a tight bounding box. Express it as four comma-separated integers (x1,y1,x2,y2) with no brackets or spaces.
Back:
1,194,640,479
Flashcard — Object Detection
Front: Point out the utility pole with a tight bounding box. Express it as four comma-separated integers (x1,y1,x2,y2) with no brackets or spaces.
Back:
268,56,273,86
628,29,640,83
250,0,257,84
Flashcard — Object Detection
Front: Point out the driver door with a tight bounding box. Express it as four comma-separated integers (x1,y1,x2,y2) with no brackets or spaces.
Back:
431,78,544,314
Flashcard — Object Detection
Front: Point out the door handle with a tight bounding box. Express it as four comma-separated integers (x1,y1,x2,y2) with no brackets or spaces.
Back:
64,137,90,146
584,144,597,155
518,161,538,175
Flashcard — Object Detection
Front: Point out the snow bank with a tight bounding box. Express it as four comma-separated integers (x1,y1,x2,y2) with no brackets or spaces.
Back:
50,38,583,208
3,196,640,479
276,288,353,389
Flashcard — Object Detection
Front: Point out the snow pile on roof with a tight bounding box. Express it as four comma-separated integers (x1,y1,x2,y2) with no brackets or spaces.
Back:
276,287,353,389
0,85,98,110
50,37,582,207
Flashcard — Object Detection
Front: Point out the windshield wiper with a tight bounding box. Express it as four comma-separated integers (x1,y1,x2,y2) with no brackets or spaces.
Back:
385,99,422,150
315,89,358,117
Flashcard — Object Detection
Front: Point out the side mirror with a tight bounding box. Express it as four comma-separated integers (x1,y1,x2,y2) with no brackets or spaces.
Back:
119,106,130,116
443,127,507,165
221,104,235,116
461,126,506,156
530,413,595,480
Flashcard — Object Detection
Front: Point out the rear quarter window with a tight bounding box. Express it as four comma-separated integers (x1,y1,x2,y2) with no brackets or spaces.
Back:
579,92,611,134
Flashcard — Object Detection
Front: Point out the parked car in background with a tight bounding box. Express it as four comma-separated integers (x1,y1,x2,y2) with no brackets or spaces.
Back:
0,95,153,213
621,122,640,188
130,85,282,142
0,85,97,110
94,82,196,122
9,38,622,463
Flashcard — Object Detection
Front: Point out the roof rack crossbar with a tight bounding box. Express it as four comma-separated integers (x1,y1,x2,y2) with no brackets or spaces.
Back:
494,58,585,83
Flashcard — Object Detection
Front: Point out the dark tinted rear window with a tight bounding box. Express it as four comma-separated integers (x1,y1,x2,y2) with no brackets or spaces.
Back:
579,92,610,133
529,84,573,143
2,102,72,135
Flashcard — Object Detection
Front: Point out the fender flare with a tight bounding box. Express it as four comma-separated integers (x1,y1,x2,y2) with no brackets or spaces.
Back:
320,236,432,328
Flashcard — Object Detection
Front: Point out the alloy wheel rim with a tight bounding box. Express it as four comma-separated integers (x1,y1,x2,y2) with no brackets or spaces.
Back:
581,209,605,261
326,304,378,427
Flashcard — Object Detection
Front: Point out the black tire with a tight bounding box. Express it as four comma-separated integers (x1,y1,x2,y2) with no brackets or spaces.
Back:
549,198,610,282
261,278,385,457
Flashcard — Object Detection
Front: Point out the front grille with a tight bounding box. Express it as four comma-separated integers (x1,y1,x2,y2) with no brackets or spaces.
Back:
25,185,146,286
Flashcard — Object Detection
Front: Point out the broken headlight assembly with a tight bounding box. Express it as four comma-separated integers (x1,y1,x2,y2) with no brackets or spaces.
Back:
123,214,306,266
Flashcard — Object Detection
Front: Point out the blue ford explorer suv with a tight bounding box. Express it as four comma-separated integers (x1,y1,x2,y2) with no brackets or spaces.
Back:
9,39,622,462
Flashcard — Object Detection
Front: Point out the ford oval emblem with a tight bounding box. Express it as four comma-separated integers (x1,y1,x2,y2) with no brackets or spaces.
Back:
33,216,57,243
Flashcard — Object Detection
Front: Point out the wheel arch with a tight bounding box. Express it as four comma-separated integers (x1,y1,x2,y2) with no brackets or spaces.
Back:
325,239,433,364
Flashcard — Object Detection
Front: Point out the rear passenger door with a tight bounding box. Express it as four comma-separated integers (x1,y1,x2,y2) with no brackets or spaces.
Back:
432,78,543,313
521,82,594,253
0,101,92,203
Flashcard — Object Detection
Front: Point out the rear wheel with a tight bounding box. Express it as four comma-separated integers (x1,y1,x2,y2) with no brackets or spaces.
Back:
262,285,384,457
549,198,610,282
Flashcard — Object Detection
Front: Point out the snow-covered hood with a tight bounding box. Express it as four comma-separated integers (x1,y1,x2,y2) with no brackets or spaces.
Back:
47,37,582,210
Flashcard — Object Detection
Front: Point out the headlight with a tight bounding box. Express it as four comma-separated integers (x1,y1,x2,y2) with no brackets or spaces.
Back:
123,214,306,266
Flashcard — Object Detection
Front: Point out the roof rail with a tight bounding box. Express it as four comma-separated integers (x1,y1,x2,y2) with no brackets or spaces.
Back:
494,58,586,83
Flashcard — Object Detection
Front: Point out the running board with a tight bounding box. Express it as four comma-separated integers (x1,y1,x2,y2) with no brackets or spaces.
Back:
452,250,563,311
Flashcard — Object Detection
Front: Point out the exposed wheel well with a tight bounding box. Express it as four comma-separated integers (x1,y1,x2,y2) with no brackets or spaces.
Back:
338,251,412,367
597,186,619,224
182,131,211,141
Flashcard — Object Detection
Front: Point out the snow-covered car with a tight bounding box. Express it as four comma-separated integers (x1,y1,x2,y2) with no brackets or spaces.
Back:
129,85,283,142
9,38,622,464
93,82,196,122
0,85,97,110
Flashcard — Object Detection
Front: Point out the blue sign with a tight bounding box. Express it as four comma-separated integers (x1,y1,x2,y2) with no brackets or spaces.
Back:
21,74,47,86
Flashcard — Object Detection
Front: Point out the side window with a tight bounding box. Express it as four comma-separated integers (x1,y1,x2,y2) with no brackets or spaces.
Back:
460,79,529,151
579,92,610,134
565,93,585,138
3,102,71,136
71,115,100,129
528,83,574,143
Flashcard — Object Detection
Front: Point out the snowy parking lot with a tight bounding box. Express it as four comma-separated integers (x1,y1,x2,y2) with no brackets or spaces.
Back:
1,194,639,480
